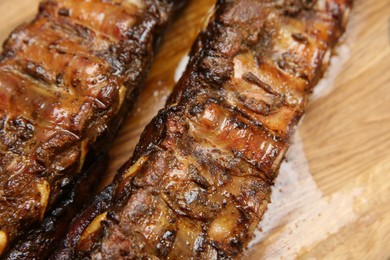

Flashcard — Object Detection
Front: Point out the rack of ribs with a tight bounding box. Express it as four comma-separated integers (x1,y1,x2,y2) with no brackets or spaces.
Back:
0,0,187,256
53,0,352,258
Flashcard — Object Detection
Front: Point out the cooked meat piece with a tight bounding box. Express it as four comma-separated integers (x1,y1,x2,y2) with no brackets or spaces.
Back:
53,0,352,259
3,153,108,260
0,0,187,256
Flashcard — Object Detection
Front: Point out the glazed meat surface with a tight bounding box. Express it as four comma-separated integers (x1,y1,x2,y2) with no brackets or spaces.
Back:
0,0,186,256
54,0,352,259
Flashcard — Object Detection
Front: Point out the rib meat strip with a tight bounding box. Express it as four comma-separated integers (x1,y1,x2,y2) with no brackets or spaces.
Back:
53,0,352,258
0,0,186,256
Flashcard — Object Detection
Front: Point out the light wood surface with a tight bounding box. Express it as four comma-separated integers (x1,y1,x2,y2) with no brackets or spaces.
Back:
0,0,389,259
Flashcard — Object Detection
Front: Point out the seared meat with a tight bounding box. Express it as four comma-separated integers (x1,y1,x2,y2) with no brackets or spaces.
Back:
0,0,187,256
53,0,352,259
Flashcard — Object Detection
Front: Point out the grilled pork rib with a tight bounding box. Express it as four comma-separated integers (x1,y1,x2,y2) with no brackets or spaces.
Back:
0,0,186,256
54,0,352,258
3,153,108,260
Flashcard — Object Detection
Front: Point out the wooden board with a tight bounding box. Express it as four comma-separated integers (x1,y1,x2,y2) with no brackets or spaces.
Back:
0,0,389,259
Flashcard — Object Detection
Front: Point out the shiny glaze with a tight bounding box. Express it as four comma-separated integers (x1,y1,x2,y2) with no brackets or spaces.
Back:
54,0,352,259
0,0,185,256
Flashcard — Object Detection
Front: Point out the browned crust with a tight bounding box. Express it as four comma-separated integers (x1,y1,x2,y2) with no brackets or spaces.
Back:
3,152,108,260
53,0,352,259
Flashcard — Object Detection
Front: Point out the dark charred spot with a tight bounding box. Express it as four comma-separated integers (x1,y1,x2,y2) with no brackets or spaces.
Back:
301,0,317,9
199,56,233,86
277,52,309,80
91,79,98,85
229,236,242,247
58,8,70,17
279,0,316,16
71,78,80,88
25,61,49,83
156,230,176,257
282,0,303,16
189,104,204,116
330,2,343,21
100,220,111,236
56,73,63,85
232,149,244,159
0,115,5,130
107,211,120,224
243,32,261,48
74,24,92,39
11,117,34,141
229,117,248,129
291,33,308,44
188,164,210,188
119,250,128,257
255,54,264,66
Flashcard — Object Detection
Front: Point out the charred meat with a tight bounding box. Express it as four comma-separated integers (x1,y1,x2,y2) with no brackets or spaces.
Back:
0,0,186,256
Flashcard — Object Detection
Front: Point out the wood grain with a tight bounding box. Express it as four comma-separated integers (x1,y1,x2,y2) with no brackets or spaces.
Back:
0,0,389,259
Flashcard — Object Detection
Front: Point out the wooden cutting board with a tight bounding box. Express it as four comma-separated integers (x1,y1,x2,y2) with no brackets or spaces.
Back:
1,0,389,259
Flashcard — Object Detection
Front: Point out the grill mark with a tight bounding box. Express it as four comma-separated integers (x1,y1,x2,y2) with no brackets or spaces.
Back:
0,69,98,137
187,118,281,181
182,134,273,185
2,20,115,98
222,90,302,139
41,0,142,42
4,67,77,97
203,96,285,141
